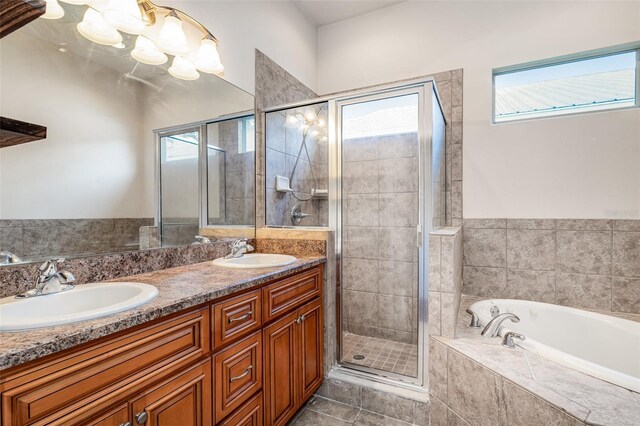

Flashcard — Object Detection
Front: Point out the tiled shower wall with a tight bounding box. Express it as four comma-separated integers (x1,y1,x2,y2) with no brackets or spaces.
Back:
0,218,153,262
342,132,419,344
265,105,328,227
215,119,255,226
255,50,318,228
428,227,463,338
462,219,640,314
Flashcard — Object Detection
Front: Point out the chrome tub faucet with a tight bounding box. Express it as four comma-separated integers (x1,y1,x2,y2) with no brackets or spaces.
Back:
0,251,22,265
224,238,254,259
16,258,76,298
481,312,520,337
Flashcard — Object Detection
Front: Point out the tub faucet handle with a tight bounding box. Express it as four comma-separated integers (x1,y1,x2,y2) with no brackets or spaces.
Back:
502,331,525,348
466,308,481,328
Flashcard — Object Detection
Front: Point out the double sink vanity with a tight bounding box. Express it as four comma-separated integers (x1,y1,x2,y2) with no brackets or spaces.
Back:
0,253,326,426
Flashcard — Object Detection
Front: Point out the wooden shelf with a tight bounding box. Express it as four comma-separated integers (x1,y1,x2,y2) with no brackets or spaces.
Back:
0,0,46,39
0,117,47,149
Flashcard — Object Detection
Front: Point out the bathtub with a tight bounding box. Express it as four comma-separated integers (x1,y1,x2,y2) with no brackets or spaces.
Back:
468,299,640,393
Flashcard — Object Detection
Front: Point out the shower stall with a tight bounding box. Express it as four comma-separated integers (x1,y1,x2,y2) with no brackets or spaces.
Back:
264,80,446,388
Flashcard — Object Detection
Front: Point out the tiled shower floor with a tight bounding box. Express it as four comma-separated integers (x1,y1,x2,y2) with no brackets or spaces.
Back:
341,333,418,377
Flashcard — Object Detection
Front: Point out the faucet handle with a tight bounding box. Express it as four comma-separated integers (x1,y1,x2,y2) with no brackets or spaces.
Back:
502,331,525,348
39,258,65,272
466,308,481,328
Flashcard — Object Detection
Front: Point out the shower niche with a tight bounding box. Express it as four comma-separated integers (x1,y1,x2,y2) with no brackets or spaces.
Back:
265,102,329,227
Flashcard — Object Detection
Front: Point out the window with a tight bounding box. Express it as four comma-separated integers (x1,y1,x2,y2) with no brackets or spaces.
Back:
162,131,199,162
493,47,639,123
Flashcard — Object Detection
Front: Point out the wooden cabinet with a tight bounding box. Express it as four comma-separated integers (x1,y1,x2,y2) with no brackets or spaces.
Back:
263,310,299,426
131,359,212,426
263,298,324,426
0,265,323,426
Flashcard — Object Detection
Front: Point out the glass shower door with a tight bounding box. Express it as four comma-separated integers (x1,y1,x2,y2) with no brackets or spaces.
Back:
339,90,423,381
158,128,201,246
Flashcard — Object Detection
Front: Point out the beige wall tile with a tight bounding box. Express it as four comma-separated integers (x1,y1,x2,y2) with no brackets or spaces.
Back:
556,231,612,275
507,229,556,271
463,228,506,267
612,276,640,314
613,232,640,277
556,273,611,310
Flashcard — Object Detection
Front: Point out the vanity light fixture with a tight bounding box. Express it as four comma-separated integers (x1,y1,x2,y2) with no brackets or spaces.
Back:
42,0,225,81
156,11,189,56
131,35,167,65
102,0,145,34
168,56,200,80
42,0,65,19
194,36,224,74
77,7,123,46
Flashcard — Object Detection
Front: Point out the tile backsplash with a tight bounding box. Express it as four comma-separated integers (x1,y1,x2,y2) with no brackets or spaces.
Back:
462,219,640,314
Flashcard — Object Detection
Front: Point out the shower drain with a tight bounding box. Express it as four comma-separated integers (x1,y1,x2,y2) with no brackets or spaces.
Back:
352,354,365,360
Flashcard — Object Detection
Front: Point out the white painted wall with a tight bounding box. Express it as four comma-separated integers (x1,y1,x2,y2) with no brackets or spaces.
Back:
317,1,640,219
0,32,151,219
165,0,318,94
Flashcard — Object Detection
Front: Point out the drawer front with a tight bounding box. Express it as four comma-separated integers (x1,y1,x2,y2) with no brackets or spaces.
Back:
1,308,210,426
218,392,263,426
214,331,263,423
213,289,262,350
262,267,322,323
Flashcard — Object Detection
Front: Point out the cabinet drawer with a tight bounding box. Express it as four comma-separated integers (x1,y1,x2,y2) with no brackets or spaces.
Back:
213,289,262,350
214,331,263,423
218,392,263,426
1,308,210,426
262,267,322,322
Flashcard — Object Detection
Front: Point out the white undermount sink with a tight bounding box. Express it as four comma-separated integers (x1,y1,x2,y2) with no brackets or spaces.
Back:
0,282,158,331
212,253,297,269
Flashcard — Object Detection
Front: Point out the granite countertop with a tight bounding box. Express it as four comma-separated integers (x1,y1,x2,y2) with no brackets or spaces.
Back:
0,256,325,371
434,296,640,426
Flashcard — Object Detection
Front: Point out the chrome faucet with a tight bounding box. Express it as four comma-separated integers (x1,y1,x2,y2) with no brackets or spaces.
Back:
224,239,254,259
193,235,212,244
481,312,520,337
16,258,76,298
0,251,22,265
291,205,310,225
502,331,526,348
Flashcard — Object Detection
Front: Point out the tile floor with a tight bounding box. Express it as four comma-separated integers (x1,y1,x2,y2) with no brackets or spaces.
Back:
288,395,420,426
341,333,418,377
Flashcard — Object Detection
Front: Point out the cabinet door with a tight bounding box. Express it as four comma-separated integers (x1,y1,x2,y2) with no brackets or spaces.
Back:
263,311,298,426
297,298,324,402
218,392,262,426
130,359,212,426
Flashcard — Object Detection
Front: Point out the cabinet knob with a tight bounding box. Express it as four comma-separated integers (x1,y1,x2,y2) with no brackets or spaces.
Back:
135,412,148,425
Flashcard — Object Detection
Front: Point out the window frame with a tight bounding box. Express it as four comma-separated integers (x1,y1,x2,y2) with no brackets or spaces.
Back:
492,43,640,124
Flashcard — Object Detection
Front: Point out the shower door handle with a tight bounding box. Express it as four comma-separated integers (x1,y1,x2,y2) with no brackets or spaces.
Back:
416,224,423,248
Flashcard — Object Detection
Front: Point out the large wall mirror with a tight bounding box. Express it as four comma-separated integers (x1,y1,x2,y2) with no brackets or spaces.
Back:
0,3,255,266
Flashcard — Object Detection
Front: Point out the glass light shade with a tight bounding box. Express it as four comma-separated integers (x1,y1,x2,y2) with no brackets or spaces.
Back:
112,41,125,49
42,0,65,19
59,0,87,4
77,7,122,46
102,0,145,34
168,56,199,80
131,35,168,65
157,15,189,56
194,38,224,74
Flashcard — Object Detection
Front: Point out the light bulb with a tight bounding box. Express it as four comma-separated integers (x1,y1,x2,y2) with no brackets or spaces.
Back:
102,0,145,34
157,14,189,56
60,0,87,4
168,56,199,80
194,38,224,74
131,35,168,65
77,7,122,45
304,110,316,122
42,0,65,19
317,118,326,127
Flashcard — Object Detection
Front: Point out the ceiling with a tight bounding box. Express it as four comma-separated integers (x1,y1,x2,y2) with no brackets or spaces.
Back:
293,0,405,26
